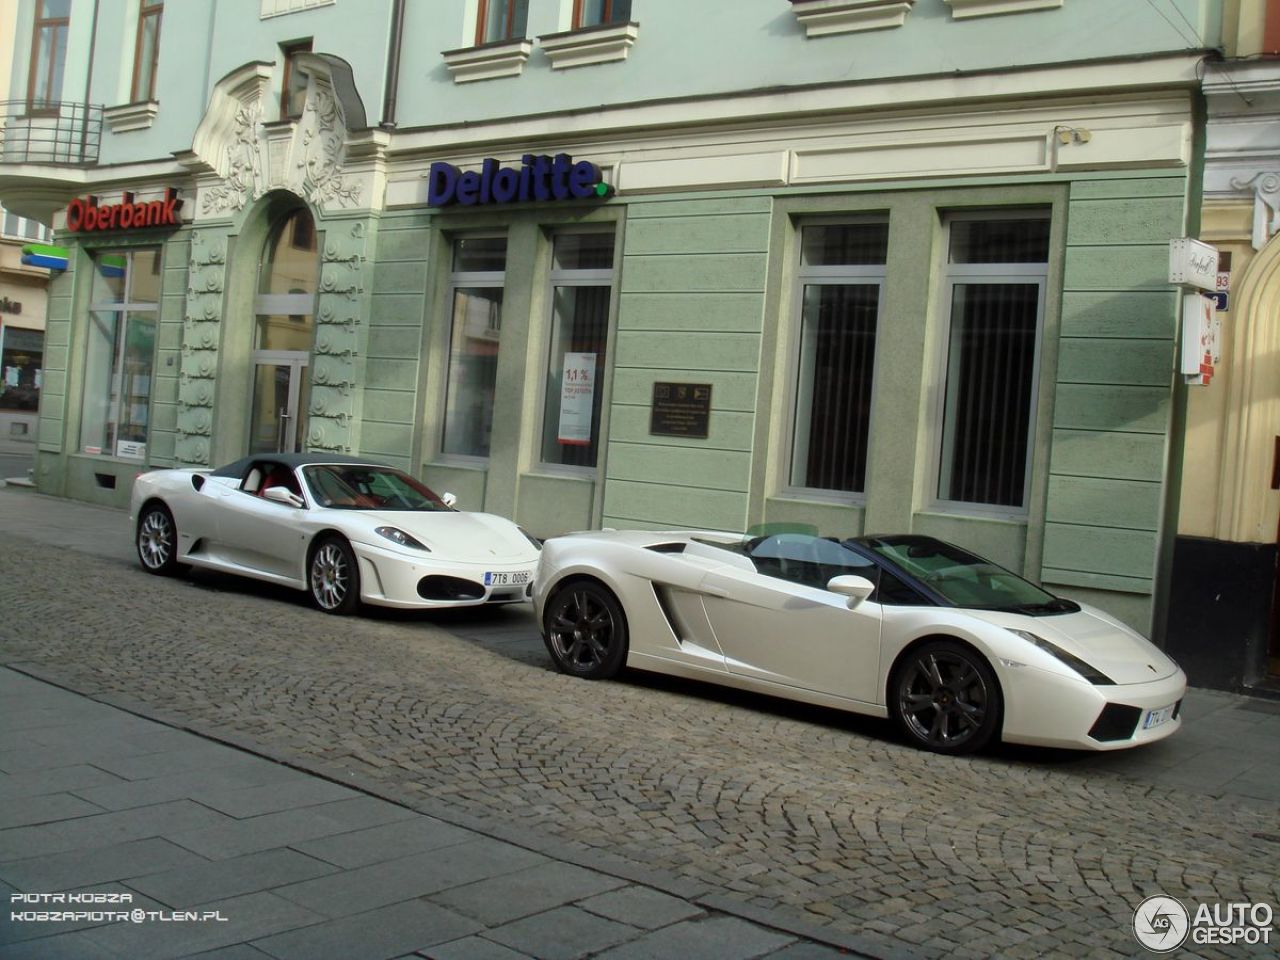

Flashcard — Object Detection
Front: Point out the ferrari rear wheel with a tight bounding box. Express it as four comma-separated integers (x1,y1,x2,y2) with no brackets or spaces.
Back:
136,502,182,576
543,580,628,679
309,535,360,615
893,640,1000,755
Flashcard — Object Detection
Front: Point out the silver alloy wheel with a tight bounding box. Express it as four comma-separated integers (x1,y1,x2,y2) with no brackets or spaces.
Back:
548,587,614,670
898,649,990,749
138,508,173,570
310,542,349,610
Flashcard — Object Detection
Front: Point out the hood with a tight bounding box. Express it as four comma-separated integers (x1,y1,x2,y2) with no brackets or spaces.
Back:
356,510,538,564
967,605,1180,685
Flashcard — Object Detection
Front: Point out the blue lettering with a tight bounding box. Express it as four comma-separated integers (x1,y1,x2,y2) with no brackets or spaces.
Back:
427,162,459,206
456,171,481,205
430,155,605,207
569,161,601,199
492,168,518,203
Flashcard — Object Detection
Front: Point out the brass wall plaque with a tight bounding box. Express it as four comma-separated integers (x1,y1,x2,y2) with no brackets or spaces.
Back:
649,382,712,439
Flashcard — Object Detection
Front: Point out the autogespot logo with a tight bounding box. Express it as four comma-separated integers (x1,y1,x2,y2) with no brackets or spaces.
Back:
1133,895,1190,952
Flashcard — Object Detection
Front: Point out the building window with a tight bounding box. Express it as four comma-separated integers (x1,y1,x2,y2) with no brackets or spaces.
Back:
789,221,888,495
131,1,163,102
1,208,52,243
541,232,615,469
442,236,507,459
280,40,312,118
936,213,1050,510
476,0,529,43
28,0,70,110
0,328,44,413
80,249,162,460
574,0,631,28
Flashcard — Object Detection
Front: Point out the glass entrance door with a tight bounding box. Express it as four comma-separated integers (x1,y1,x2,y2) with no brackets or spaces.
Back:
249,352,309,453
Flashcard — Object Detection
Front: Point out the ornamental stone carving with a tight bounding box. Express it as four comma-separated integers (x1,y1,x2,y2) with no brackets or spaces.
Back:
1229,171,1280,251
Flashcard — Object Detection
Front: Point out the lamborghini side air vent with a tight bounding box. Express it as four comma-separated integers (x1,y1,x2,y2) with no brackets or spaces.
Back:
651,584,689,643
646,542,687,554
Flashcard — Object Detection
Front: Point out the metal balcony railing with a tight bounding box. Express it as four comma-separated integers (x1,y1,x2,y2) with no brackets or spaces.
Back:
0,100,103,166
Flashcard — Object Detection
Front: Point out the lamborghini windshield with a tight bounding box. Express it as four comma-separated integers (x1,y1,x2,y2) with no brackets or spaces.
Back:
302,465,449,511
856,535,1077,614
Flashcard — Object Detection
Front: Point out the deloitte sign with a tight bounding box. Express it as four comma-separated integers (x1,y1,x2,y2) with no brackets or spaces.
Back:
427,154,610,208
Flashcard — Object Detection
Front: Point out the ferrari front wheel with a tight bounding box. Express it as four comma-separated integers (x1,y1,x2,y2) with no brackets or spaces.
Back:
136,502,183,576
543,580,628,679
309,535,360,615
892,640,1001,754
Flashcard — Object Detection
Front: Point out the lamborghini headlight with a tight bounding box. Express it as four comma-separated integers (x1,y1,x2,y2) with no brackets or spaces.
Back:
1010,629,1114,685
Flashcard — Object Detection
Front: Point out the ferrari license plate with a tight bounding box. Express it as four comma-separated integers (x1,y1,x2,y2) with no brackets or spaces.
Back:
1142,704,1175,730
485,570,530,587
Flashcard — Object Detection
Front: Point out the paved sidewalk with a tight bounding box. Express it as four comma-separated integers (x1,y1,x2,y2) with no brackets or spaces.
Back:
0,670,854,960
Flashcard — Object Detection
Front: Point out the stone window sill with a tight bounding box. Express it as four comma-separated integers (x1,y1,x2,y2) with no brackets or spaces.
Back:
538,21,639,69
442,39,534,83
789,0,914,36
103,100,158,133
942,0,1063,19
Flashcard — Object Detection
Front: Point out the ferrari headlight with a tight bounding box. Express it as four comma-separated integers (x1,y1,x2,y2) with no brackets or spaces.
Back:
1011,629,1113,685
519,527,542,550
375,526,429,551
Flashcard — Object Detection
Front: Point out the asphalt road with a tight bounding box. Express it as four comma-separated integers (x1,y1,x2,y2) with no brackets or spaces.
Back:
1,489,1277,959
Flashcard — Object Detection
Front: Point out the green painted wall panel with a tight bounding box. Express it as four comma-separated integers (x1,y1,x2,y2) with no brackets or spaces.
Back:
42,345,68,373
611,369,758,411
516,473,595,539
603,479,746,531
151,402,178,432
372,261,427,294
1052,384,1170,434
1067,177,1186,200
617,292,765,332
40,395,64,420
1041,522,1157,580
614,331,760,372
363,358,418,390
374,227,432,262
422,463,487,510
1059,291,1177,340
1043,568,1154,598
152,375,179,405
911,513,1027,572
358,423,414,465
763,497,865,539
627,197,773,219
1045,476,1162,531
44,323,69,347
1062,245,1168,291
368,293,429,324
361,388,416,423
620,253,768,294
1056,338,1174,387
1065,196,1185,246
366,327,424,359
607,442,752,493
1049,428,1166,482
607,405,755,451
158,323,183,350
625,215,770,255
41,370,66,395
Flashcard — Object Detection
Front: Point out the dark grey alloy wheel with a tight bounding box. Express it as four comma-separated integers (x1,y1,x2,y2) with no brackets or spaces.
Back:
543,580,628,679
309,535,360,615
136,503,182,576
894,640,1001,754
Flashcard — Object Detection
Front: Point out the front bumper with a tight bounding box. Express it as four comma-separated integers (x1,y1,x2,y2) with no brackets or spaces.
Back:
1000,664,1187,751
350,540,537,609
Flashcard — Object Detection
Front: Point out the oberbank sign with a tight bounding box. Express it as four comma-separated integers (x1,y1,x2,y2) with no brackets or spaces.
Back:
427,154,610,208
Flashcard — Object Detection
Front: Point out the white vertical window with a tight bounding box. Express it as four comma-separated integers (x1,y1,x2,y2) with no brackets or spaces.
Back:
442,236,507,459
936,213,1049,510
540,232,614,469
790,221,887,495
79,249,162,459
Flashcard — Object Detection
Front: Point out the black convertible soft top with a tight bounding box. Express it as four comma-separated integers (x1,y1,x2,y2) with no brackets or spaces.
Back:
208,453,388,478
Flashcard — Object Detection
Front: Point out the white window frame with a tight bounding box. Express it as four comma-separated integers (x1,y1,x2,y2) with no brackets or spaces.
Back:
783,217,888,504
929,210,1049,519
440,234,507,464
537,228,617,476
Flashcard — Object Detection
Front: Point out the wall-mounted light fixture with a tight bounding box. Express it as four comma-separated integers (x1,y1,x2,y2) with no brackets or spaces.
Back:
1054,125,1092,145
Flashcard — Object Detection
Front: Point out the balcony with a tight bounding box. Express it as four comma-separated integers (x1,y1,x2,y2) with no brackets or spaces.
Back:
0,100,103,166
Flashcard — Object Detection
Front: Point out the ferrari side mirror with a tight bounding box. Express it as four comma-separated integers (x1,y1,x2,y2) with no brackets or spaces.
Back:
441,492,458,508
827,574,876,609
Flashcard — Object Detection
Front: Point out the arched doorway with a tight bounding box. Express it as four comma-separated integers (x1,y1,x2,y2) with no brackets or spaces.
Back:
248,207,319,452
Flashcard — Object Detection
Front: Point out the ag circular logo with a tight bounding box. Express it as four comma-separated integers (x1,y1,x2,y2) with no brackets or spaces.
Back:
1134,895,1190,952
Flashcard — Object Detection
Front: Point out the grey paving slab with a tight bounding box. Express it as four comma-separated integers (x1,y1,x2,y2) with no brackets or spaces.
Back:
0,929,124,959
576,884,706,930
273,838,547,918
77,890,325,960
485,905,638,960
94,743,273,782
194,778,362,819
184,946,276,959
422,936,536,960
71,761,304,812
0,799,234,862
0,764,127,801
593,916,795,960
251,897,482,960
428,861,629,927
125,848,340,909
0,791,106,829
0,837,209,892
167,796,418,861
290,816,474,869
0,733,193,774
1,881,172,946
763,943,863,960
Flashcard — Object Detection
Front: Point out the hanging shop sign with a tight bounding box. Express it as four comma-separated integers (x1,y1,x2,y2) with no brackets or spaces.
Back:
557,352,597,446
0,297,21,315
427,154,610,208
65,188,183,233
1180,293,1220,386
20,243,67,271
650,382,713,439
1168,238,1218,292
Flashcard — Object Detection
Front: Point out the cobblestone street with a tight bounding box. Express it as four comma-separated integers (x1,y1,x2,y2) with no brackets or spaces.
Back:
2,516,1278,959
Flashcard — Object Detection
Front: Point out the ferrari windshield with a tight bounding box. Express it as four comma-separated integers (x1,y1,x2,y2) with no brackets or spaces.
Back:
856,535,1077,613
302,465,449,511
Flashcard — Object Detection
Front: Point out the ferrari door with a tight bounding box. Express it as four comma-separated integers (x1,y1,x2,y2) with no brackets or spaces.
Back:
698,535,882,704
213,466,308,580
